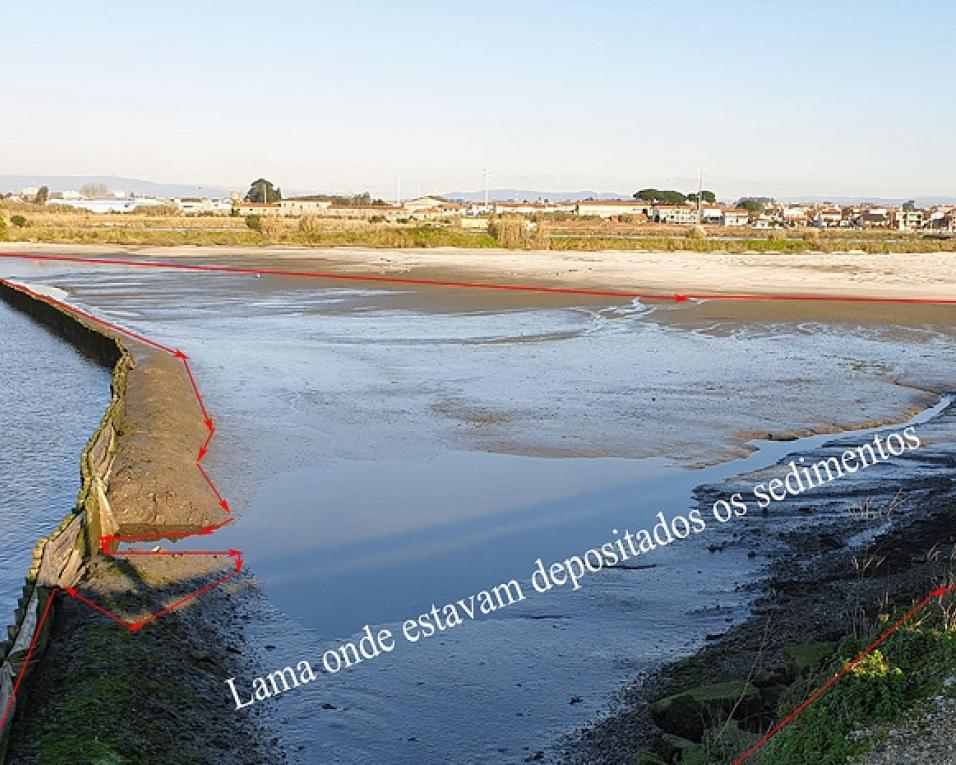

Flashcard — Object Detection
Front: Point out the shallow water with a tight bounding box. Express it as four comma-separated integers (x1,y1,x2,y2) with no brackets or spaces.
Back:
2,261,955,762
0,301,111,622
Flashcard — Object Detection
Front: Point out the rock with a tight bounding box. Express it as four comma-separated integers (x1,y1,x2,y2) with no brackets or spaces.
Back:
707,719,759,749
633,753,669,765
657,732,698,761
649,680,762,741
783,642,834,678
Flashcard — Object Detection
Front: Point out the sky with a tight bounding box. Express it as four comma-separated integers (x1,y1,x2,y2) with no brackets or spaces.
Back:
2,0,954,201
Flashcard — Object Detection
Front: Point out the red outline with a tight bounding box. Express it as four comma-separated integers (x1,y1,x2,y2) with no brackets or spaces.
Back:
2,251,956,304
2,254,956,754
0,587,58,735
0,278,240,636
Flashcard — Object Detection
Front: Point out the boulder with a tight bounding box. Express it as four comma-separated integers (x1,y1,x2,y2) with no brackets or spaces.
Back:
633,753,669,765
649,680,761,741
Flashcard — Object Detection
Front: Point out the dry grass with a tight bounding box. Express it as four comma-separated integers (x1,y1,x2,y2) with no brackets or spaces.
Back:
1,201,953,253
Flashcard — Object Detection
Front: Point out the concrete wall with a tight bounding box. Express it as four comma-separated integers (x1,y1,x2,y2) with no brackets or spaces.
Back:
0,280,130,760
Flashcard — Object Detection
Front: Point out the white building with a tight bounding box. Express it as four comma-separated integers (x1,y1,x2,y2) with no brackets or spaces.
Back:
889,209,924,231
47,198,167,214
175,198,232,214
403,196,450,213
493,201,576,215
652,205,697,224
813,208,843,227
278,197,333,216
721,210,750,227
576,200,652,218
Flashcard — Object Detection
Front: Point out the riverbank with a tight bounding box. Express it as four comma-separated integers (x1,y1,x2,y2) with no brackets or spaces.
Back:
2,289,275,763
2,242,956,302
564,400,956,764
2,207,954,254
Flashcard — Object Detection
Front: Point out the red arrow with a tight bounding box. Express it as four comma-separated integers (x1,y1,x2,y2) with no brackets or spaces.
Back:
180,357,210,421
173,349,188,360
674,293,689,302
198,425,214,461
195,463,230,512
65,587,132,628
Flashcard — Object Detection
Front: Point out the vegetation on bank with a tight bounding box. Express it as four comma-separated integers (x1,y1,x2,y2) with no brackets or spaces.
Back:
1,202,954,253
637,588,956,765
752,602,956,765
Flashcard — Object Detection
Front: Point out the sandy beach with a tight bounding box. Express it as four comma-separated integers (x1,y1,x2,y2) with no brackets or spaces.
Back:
3,243,956,302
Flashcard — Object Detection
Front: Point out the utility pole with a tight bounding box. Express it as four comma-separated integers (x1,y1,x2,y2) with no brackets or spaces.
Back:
696,169,703,225
482,168,490,212
396,176,401,206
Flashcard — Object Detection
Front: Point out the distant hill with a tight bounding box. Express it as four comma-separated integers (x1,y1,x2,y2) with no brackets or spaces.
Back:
0,175,235,199
444,188,630,203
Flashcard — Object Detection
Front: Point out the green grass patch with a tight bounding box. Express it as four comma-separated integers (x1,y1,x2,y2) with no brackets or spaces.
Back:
751,614,956,765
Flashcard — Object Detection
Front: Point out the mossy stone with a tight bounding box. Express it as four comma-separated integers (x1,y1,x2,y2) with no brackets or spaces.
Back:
649,680,761,741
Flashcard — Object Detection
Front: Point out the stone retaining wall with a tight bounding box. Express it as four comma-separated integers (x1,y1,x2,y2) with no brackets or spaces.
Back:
0,280,131,760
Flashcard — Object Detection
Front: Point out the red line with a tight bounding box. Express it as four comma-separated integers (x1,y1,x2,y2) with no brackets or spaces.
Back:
4,256,955,737
2,252,956,305
0,279,237,632
115,550,236,557
195,462,227,509
130,569,239,631
63,587,132,629
106,519,234,544
735,585,956,763
0,588,58,734
1,278,179,354
199,426,215,460
181,358,210,421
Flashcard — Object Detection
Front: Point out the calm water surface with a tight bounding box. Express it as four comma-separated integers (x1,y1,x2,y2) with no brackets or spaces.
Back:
0,301,110,621
2,261,955,763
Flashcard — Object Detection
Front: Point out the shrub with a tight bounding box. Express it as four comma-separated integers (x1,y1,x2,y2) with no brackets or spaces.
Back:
489,216,527,247
298,215,322,237
0,217,6,239
687,225,707,240
11,214,28,228
258,215,284,238
244,214,263,232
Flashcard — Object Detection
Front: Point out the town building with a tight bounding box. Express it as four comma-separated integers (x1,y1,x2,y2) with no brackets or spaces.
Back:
278,197,333,216
652,205,697,225
576,200,653,218
889,208,924,231
721,210,750,227
235,201,281,216
813,207,843,227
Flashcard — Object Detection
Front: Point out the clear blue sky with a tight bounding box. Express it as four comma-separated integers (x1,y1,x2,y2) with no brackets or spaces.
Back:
3,1,954,200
